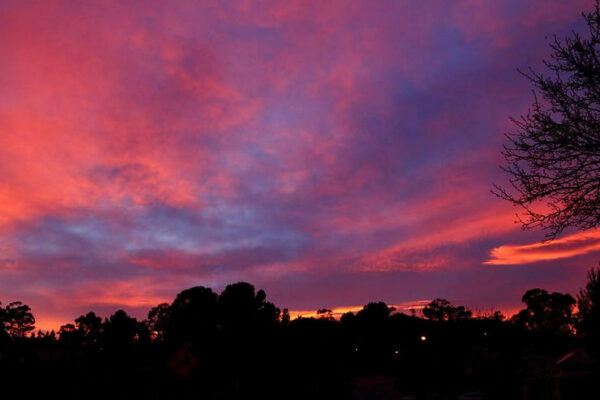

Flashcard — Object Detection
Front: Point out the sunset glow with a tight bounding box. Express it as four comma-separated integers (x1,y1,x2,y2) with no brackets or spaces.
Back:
288,300,431,320
1,0,597,329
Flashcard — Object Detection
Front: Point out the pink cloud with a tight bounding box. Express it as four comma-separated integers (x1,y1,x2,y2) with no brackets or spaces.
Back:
0,0,594,329
485,229,600,265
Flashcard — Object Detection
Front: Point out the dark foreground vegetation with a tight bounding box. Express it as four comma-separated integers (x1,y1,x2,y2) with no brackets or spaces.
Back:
0,268,599,399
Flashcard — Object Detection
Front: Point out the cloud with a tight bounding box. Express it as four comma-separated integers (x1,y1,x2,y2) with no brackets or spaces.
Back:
0,0,594,328
485,230,600,265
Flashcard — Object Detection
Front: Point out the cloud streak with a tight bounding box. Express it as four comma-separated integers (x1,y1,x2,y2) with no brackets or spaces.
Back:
485,230,600,265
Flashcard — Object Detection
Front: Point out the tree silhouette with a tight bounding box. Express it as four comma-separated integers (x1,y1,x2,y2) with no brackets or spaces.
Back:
75,311,102,345
218,282,280,328
58,322,81,344
577,266,600,353
422,298,472,322
59,312,102,345
0,280,596,399
0,303,9,342
146,302,171,341
513,288,576,335
317,308,334,320
494,1,600,238
75,311,102,335
167,286,218,345
1,301,35,337
356,302,395,323
102,309,144,349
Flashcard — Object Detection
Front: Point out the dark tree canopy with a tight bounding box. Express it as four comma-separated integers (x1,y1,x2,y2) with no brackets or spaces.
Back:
75,311,102,336
58,322,80,344
512,288,576,335
218,282,280,329
356,302,396,322
59,312,103,345
165,286,218,344
494,2,600,238
316,308,334,320
103,309,146,348
146,302,171,341
578,267,600,353
1,301,35,337
422,298,472,322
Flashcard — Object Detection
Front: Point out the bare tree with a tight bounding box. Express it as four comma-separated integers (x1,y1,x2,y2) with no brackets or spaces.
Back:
494,1,600,238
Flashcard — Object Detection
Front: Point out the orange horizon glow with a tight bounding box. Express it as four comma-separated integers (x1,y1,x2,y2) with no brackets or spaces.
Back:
33,299,524,333
287,300,432,320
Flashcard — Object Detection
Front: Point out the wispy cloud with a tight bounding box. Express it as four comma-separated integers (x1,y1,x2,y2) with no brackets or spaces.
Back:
485,230,600,265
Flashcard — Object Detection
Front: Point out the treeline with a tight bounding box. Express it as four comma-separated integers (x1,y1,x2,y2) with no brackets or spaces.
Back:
0,269,599,399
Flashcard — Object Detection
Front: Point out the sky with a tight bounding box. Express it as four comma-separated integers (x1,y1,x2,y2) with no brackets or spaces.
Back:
1,0,599,331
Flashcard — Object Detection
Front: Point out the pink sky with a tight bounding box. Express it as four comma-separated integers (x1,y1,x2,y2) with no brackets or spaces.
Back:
0,0,597,331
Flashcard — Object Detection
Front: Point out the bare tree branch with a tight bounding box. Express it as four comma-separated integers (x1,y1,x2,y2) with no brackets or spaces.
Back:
493,1,600,239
